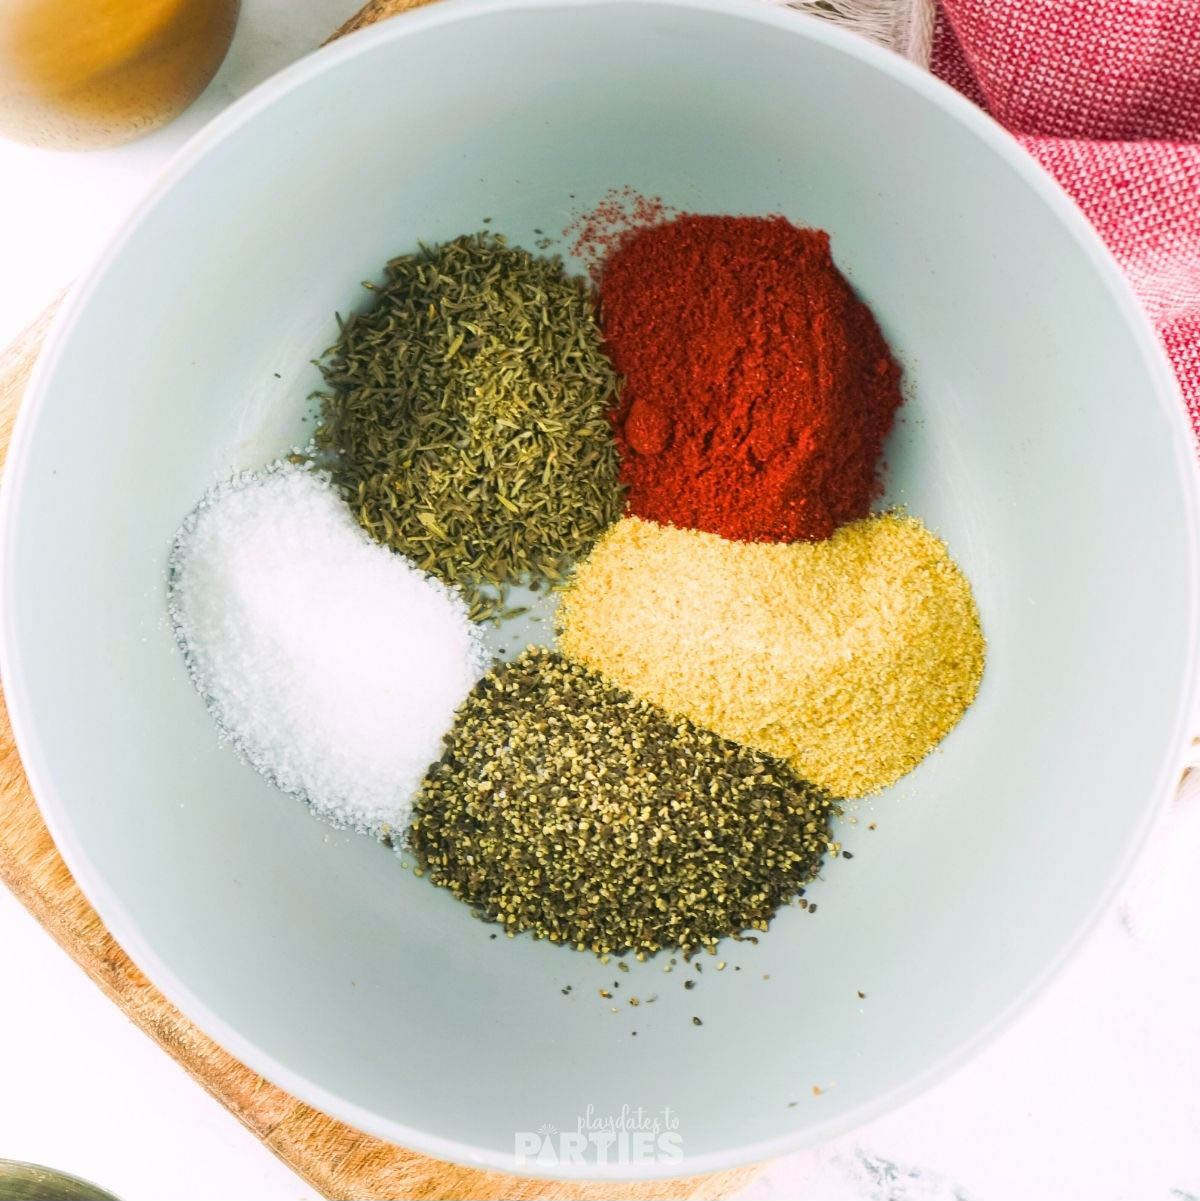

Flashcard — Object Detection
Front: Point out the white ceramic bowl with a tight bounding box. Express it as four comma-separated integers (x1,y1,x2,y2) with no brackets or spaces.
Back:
3,0,1198,1178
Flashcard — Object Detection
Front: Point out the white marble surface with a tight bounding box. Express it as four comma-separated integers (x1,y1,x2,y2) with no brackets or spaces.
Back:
2,4,1199,1199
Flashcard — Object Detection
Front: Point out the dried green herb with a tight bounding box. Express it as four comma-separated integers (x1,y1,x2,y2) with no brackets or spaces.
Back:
315,234,622,618
407,648,840,956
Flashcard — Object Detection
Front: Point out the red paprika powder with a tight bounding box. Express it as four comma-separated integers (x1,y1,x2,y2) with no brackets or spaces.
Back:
599,214,902,543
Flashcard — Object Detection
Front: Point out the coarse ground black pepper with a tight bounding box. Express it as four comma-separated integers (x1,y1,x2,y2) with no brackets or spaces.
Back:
407,648,839,956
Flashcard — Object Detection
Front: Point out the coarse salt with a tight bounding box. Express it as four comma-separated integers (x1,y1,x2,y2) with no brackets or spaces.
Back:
168,462,486,835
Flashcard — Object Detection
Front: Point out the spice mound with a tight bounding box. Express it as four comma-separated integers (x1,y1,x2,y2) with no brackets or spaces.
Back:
316,233,623,620
600,214,902,543
168,464,486,834
558,515,985,798
407,647,839,955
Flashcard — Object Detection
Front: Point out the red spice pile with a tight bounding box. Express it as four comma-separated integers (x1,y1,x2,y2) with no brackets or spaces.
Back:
599,214,903,543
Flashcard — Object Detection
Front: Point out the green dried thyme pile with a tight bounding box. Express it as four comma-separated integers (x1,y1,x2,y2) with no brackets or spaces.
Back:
407,647,840,955
314,234,623,619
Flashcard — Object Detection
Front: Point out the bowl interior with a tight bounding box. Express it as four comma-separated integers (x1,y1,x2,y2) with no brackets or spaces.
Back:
3,0,1196,1174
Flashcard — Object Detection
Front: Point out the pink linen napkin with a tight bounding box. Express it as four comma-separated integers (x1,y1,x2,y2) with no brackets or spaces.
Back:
931,0,1200,436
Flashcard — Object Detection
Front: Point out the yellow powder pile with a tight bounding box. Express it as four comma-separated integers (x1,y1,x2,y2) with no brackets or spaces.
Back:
557,514,985,797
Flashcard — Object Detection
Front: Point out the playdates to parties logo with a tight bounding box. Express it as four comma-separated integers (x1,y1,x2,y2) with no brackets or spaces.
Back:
514,1105,683,1166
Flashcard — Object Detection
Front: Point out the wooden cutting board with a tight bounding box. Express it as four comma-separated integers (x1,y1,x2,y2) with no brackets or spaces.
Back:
0,2,760,1198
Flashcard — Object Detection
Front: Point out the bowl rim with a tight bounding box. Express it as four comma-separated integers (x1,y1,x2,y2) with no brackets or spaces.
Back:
3,0,1199,1180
